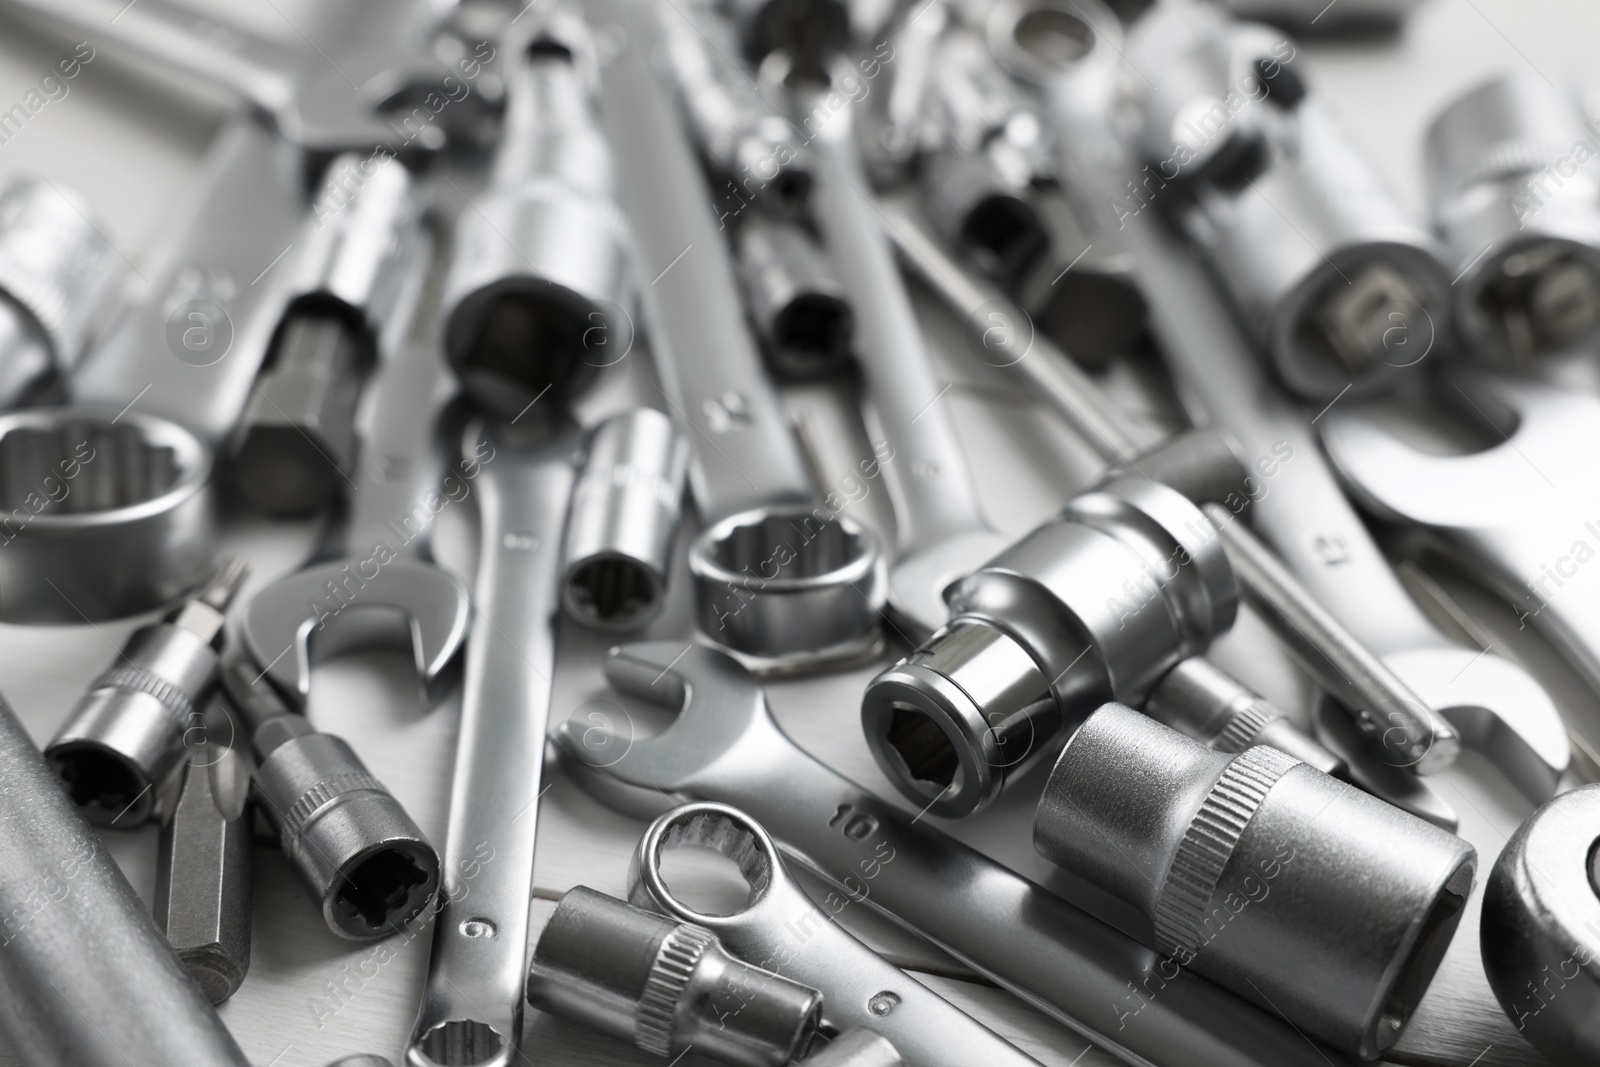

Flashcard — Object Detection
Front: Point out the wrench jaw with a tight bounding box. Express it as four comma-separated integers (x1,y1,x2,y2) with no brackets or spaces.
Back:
239,559,472,711
689,506,888,675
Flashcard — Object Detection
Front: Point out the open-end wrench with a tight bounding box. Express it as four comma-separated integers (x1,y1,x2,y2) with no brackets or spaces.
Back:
239,226,472,710
0,0,502,158
880,196,1448,778
587,0,885,672
629,802,1047,1067
805,76,1007,641
989,0,1569,815
557,641,1353,1067
405,414,584,1067
1321,375,1600,713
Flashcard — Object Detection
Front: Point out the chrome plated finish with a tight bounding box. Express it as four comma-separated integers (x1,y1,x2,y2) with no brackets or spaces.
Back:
1035,703,1475,1060
557,641,1351,1067
629,803,1046,1067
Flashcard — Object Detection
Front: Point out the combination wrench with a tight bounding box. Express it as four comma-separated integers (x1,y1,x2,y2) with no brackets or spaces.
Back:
629,802,1047,1067
0,0,501,158
587,0,885,672
804,74,1007,640
405,414,584,1067
557,641,1352,1067
1321,375,1600,722
988,0,1569,817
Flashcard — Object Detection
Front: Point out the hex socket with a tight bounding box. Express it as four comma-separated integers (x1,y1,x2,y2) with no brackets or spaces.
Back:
563,409,689,632
1034,704,1476,1059
254,732,439,940
47,623,219,827
862,476,1236,817
528,886,821,1067
734,218,855,380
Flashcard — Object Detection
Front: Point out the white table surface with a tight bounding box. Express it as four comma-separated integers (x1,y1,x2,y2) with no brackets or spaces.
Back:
0,1,1595,1064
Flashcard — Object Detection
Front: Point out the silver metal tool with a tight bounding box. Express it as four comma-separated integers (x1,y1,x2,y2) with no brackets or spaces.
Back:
557,642,1353,1067
1425,73,1600,367
858,0,948,182
563,408,690,633
994,0,1568,815
405,415,584,1067
0,0,503,157
630,802,1047,1067
1321,375,1600,721
0,178,122,408
326,1058,396,1067
1145,656,1344,774
231,153,423,515
45,556,247,827
659,1,815,214
154,738,253,1003
527,885,823,1066
734,217,856,380
806,74,1006,640
0,409,214,622
223,660,440,941
1034,703,1475,1060
726,0,851,65
1481,783,1600,1066
441,13,633,420
1220,0,1421,35
590,0,885,672
804,1031,904,1067
883,193,1451,795
862,474,1234,816
1129,2,1451,403
240,237,472,711
0,692,250,1066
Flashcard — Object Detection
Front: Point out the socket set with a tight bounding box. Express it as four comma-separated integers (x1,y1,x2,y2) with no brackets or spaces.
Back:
0,0,1592,1065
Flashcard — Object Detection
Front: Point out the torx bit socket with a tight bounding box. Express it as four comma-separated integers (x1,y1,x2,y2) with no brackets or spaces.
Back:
154,734,253,1004
222,660,439,940
46,556,249,827
527,885,822,1067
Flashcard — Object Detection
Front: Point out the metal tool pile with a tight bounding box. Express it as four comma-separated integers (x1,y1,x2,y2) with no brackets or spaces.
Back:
0,0,1597,1064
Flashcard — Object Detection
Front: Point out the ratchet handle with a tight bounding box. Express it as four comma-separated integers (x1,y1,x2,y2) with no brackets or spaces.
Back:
810,110,989,552
589,0,813,521
407,420,582,1067
714,752,1350,1067
71,120,305,445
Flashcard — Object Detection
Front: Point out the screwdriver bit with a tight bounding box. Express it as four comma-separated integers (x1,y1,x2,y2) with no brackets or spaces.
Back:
222,659,439,940
47,556,249,826
154,733,253,1004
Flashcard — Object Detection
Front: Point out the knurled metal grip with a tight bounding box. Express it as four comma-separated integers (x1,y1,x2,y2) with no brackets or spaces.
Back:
634,922,718,1055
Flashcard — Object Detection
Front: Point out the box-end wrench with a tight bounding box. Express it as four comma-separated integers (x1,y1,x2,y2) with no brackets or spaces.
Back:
878,197,1451,788
1321,375,1600,717
990,0,1569,816
0,0,503,158
0,691,249,1066
805,78,1007,641
628,802,1048,1067
556,642,1353,1067
405,414,584,1067
239,261,471,712
587,0,886,673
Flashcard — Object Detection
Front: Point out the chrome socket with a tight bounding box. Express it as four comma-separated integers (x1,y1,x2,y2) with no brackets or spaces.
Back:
226,662,439,941
1425,73,1600,367
725,0,849,65
1035,703,1476,1059
862,474,1235,817
442,21,632,418
562,408,690,633
527,885,822,1067
46,558,245,826
734,217,855,379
